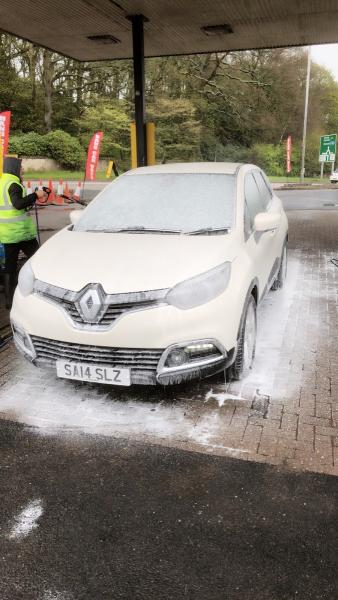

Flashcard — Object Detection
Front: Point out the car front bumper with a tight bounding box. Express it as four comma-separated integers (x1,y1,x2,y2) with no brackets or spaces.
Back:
11,284,242,385
11,321,228,385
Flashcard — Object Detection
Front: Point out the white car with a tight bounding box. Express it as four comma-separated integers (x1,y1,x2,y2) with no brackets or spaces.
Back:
11,163,288,386
330,170,338,183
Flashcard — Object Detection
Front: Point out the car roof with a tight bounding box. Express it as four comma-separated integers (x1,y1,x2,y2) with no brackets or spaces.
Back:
127,162,244,175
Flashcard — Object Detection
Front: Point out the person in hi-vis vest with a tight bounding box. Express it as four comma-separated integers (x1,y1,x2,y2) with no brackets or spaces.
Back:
0,157,47,308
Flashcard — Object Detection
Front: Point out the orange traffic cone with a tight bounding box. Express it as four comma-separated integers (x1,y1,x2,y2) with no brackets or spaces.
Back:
47,179,56,203
36,179,48,206
55,179,64,205
57,180,64,196
64,181,71,200
73,181,82,202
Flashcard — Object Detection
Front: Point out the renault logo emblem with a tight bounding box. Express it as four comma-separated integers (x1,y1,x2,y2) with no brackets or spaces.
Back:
77,287,103,322
86,295,94,310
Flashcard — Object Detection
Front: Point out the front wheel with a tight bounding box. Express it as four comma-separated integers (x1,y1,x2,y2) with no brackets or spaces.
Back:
228,295,257,381
271,244,287,290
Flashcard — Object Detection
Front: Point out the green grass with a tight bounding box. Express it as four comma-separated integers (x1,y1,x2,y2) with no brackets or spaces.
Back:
269,175,330,183
23,170,110,182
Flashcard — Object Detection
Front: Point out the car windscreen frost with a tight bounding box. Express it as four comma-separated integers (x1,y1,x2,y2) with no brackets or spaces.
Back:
74,173,236,234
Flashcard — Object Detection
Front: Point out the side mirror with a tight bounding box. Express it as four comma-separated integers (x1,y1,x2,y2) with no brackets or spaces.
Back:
69,210,83,226
254,212,281,232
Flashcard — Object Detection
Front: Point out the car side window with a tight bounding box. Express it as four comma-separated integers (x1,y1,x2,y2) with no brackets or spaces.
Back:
244,173,265,232
260,171,274,197
253,171,272,209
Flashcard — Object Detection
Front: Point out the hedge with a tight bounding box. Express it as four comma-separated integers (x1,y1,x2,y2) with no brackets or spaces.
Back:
9,130,85,169
43,130,85,169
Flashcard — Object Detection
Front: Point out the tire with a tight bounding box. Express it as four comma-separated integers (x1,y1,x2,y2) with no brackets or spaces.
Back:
271,243,287,290
228,294,257,381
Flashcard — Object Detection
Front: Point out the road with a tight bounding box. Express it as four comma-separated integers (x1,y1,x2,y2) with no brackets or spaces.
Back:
0,188,337,600
279,188,338,210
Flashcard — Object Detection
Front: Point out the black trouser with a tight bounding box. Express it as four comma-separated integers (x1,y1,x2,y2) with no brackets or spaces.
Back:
4,238,39,275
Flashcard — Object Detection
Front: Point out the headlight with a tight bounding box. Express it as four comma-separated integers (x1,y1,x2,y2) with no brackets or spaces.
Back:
18,260,35,297
166,262,231,310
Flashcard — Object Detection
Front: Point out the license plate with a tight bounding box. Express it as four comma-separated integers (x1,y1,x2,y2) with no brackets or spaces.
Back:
56,360,131,386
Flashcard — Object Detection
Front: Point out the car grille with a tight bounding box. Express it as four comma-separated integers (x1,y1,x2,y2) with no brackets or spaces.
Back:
34,281,169,330
31,336,163,385
57,297,155,327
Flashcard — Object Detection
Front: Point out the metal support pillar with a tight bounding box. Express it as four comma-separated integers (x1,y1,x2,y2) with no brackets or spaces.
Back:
129,14,147,167
300,47,311,182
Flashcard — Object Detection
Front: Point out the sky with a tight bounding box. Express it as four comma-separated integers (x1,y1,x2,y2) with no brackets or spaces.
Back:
311,44,338,81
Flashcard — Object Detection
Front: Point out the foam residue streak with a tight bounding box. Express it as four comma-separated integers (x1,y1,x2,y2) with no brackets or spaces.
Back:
8,499,43,540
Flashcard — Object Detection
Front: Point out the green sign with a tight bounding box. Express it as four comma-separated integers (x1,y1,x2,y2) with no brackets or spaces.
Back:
319,134,336,162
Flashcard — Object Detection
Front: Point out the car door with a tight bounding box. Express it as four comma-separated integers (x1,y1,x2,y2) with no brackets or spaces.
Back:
243,170,278,298
253,170,285,283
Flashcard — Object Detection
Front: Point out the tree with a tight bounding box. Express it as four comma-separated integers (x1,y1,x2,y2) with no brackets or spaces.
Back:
1,30,338,176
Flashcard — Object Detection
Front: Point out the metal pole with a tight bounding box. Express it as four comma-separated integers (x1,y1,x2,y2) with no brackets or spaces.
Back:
129,14,147,167
300,47,311,182
34,204,41,246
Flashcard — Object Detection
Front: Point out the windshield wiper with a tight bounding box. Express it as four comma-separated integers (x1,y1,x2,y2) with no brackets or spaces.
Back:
186,227,230,235
118,227,183,234
86,226,182,234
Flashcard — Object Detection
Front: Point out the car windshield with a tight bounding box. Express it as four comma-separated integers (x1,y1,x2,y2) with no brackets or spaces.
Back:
74,173,236,234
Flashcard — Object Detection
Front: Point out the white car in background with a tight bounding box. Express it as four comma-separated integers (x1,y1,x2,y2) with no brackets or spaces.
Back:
330,170,338,183
11,163,288,386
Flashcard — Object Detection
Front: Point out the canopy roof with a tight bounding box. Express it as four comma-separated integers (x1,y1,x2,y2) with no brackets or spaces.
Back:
1,0,338,61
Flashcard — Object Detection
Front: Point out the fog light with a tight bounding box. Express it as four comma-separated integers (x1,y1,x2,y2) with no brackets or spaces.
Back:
185,342,220,360
11,321,36,360
158,339,226,383
24,336,31,349
164,341,223,370
166,348,188,368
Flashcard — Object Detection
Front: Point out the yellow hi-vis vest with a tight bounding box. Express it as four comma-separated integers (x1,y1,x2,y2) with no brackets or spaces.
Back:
0,173,37,244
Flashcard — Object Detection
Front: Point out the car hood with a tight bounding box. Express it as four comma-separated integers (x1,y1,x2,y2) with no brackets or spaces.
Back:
31,228,239,293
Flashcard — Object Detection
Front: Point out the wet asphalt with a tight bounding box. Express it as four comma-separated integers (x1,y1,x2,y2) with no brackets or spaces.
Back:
279,188,338,210
0,420,337,600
